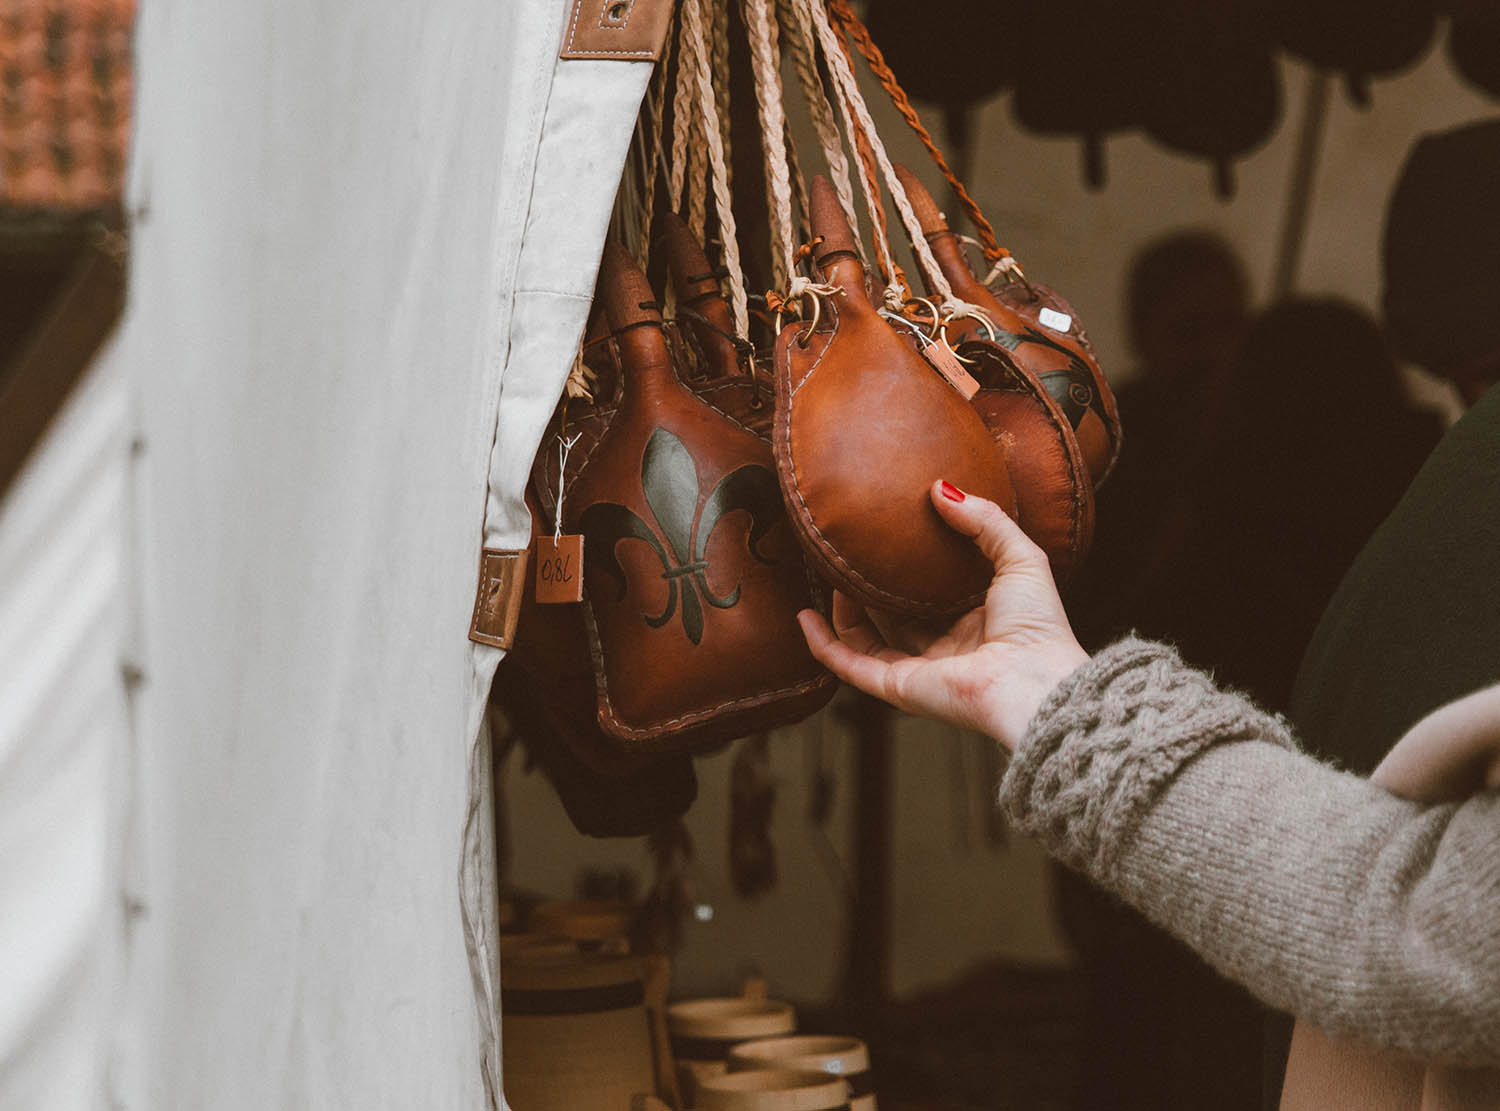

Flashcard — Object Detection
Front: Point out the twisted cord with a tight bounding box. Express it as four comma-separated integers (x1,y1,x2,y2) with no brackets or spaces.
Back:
778,0,863,259
784,116,811,248
825,0,1009,267
711,0,733,191
829,16,908,299
686,95,710,244
803,0,904,305
682,0,749,334
636,23,673,270
743,0,794,292
668,8,693,214
807,0,993,319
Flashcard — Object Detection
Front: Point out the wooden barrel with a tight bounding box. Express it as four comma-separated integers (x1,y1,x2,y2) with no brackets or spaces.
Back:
667,997,797,1107
696,1067,850,1110
529,898,635,951
501,949,657,1111
729,1036,875,1111
499,932,577,960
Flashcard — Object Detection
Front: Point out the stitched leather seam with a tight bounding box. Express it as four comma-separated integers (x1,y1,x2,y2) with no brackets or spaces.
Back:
581,591,833,744
1004,351,1087,557
550,339,824,744
564,0,658,58
777,312,986,617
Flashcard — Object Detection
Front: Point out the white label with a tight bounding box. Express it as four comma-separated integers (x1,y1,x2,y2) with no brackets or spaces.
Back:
1039,307,1072,332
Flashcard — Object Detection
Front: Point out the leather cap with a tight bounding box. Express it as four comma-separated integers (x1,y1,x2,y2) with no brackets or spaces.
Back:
660,211,745,381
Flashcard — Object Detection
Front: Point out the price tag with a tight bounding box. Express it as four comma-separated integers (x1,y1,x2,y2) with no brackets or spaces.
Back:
921,339,981,400
1038,307,1072,332
535,534,584,604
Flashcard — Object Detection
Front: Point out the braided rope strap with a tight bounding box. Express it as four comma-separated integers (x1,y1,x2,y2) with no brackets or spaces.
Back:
825,0,1005,266
803,0,996,326
634,21,673,270
680,0,749,335
826,0,1032,296
742,0,795,294
794,0,907,309
777,0,863,260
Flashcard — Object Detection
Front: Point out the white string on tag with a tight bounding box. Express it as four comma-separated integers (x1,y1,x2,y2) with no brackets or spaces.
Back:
554,433,582,542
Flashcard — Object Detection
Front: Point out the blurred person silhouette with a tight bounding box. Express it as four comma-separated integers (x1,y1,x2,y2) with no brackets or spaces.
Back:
1070,230,1250,650
1263,117,1500,1107
1055,230,1261,1111
1164,296,1445,714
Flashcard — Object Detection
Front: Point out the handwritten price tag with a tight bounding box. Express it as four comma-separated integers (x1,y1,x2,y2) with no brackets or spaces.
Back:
535,534,584,604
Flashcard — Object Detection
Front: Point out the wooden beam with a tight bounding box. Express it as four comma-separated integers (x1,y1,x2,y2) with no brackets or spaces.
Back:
0,226,127,495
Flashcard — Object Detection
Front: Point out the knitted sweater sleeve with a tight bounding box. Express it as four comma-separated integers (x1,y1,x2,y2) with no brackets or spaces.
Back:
998,637,1500,1064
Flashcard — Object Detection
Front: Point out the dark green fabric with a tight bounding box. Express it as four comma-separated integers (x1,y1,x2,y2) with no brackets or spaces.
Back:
1260,381,1500,1108
1290,381,1500,775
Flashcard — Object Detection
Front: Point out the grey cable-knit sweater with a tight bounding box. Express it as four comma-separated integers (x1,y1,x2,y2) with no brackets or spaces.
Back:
999,637,1500,1065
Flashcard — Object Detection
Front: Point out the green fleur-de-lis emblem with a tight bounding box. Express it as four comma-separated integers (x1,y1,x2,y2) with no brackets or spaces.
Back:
579,427,784,646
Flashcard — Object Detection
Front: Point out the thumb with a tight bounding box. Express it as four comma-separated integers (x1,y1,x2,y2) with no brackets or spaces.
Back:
928,479,1048,575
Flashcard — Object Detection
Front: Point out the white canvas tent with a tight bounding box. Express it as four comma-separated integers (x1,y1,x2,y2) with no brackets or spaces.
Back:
3,1,659,1106
6,1,1494,1107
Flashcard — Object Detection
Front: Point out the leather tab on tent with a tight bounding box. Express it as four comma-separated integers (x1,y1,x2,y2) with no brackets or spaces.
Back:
560,0,674,61
468,547,529,649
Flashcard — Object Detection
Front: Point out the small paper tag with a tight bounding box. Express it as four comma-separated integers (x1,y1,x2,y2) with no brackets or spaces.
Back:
921,340,982,400
535,534,584,604
1038,307,1072,332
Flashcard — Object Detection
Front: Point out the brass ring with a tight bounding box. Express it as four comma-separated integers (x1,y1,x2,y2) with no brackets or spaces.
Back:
904,296,942,339
796,289,823,348
941,308,998,344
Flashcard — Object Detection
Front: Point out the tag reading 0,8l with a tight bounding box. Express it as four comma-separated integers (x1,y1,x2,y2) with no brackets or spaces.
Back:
535,534,584,604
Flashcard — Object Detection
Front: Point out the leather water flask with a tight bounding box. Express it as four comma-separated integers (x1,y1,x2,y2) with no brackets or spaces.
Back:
492,493,699,838
660,212,775,439
553,241,835,750
774,175,1017,619
892,166,1121,489
894,166,1096,581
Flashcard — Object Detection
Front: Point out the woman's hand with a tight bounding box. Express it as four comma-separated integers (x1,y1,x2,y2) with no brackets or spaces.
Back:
1372,682,1500,802
797,480,1089,750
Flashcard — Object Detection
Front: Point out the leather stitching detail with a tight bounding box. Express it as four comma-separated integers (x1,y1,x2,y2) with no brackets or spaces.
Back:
775,305,987,617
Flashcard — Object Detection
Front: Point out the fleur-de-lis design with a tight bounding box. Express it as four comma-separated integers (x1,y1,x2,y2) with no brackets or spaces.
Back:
993,325,1101,430
579,427,784,646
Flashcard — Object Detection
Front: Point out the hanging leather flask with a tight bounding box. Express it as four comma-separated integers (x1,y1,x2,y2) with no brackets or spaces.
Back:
894,166,1099,581
893,166,1121,494
773,175,1017,619
491,490,700,838
544,241,835,751
660,212,776,440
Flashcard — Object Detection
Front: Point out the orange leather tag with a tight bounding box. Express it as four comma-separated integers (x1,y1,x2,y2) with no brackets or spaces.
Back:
468,548,529,649
559,0,674,61
922,340,982,400
535,534,584,604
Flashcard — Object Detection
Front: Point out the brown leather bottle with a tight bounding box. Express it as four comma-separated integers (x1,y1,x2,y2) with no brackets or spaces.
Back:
558,241,835,751
893,167,1096,581
774,175,1017,619
492,491,699,838
659,213,775,440
893,165,1121,488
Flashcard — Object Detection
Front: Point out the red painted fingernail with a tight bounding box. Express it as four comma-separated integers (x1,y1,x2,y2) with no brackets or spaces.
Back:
940,480,965,502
